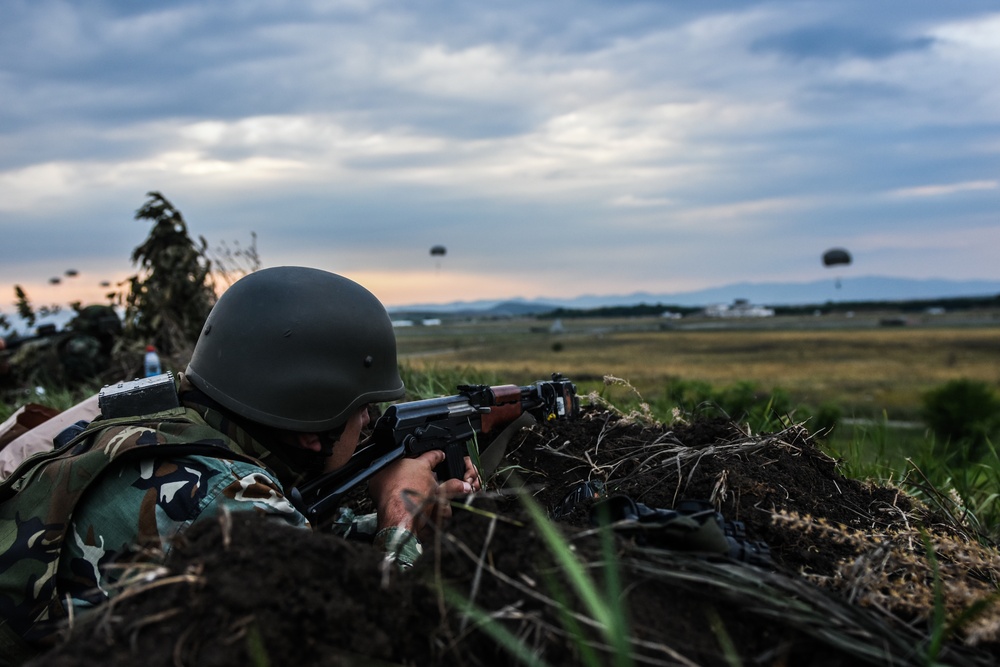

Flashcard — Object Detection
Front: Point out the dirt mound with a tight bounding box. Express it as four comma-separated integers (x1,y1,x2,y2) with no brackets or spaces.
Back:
32,407,1000,666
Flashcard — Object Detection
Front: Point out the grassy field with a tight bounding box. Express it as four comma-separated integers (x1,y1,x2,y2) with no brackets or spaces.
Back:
395,312,1000,422
397,311,1000,538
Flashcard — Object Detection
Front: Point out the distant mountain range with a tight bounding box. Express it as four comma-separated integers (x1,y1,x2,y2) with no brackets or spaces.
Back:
388,275,1000,317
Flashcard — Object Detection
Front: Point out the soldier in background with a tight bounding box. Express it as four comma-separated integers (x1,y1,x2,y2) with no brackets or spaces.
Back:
0,305,122,390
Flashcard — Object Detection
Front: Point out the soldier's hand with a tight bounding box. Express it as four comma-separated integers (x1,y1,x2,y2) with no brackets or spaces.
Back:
461,455,482,492
368,449,474,540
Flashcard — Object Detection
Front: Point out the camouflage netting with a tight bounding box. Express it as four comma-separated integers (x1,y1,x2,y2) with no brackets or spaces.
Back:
30,407,1000,667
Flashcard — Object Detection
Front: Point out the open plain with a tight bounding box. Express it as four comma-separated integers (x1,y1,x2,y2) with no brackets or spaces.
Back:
394,308,1000,421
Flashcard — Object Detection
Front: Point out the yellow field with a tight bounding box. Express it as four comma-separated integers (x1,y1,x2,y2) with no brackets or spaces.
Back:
395,315,1000,419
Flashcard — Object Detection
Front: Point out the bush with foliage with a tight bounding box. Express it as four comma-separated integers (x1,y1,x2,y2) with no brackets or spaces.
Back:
921,379,1000,459
113,191,217,359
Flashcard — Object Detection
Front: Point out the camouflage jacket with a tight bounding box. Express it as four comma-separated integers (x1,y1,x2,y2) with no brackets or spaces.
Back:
0,392,420,661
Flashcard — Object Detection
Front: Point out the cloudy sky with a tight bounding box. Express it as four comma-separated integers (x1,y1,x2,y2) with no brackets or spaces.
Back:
1,0,998,313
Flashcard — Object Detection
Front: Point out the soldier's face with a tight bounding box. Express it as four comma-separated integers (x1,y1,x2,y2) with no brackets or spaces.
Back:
321,405,370,472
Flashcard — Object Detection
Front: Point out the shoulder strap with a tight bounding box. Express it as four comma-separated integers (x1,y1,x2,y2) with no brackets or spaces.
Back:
0,407,264,502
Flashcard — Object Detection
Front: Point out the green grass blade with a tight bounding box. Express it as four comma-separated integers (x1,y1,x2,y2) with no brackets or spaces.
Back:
520,492,614,631
443,585,552,667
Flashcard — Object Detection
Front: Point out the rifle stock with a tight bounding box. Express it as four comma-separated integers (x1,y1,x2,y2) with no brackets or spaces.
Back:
290,374,579,524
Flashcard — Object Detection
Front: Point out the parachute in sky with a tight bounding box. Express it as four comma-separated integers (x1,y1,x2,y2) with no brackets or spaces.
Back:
822,248,851,267
48,277,61,285
65,269,79,277
430,245,447,271
822,248,852,289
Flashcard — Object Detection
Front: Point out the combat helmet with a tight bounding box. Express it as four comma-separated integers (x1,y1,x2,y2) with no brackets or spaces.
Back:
185,266,405,432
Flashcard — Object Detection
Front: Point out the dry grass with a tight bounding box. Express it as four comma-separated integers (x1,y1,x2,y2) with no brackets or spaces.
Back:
774,509,1000,647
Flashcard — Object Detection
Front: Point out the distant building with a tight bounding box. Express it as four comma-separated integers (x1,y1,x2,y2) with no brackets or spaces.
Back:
703,299,774,318
421,318,442,326
391,320,414,328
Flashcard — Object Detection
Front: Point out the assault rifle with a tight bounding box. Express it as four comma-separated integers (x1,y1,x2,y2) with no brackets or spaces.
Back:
289,373,579,524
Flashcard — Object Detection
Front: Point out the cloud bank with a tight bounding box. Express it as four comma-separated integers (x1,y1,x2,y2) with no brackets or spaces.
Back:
1,0,998,309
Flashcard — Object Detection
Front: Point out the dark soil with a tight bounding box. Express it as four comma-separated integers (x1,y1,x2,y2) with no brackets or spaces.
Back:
32,407,1000,667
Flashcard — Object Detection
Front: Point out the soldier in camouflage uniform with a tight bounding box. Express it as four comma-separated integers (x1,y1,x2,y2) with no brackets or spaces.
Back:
0,267,479,664
0,304,122,390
